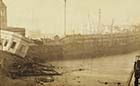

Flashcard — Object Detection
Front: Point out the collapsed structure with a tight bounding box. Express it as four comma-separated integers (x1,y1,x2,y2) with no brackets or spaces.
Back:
0,0,32,58
1,30,33,57
0,0,61,80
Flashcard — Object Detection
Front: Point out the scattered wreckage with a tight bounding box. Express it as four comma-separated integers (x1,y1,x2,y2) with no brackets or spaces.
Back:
0,51,62,83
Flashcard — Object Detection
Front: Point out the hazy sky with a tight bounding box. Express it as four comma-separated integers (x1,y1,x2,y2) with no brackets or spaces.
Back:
4,0,140,37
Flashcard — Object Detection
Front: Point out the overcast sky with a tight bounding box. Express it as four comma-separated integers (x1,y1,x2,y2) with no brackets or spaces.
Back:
4,0,140,38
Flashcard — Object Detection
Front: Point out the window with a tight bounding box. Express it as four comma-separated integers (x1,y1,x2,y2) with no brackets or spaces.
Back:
11,41,17,49
4,40,8,46
0,39,2,45
19,45,26,53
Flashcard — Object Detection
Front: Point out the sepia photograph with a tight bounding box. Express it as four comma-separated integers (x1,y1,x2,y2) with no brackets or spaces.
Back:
0,0,140,86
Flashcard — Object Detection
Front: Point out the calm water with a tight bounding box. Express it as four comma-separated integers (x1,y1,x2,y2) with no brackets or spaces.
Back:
48,51,140,86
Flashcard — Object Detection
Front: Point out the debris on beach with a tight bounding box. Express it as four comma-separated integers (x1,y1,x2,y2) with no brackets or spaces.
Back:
0,52,62,81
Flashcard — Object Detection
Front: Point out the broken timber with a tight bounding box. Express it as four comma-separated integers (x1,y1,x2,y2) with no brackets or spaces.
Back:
0,51,62,79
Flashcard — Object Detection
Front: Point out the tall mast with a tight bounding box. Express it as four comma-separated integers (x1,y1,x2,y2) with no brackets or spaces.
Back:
64,0,67,36
0,20,1,50
97,8,101,34
88,14,92,34
110,19,114,34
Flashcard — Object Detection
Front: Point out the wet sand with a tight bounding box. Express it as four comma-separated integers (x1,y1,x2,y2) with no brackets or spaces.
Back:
0,51,139,86
48,51,140,86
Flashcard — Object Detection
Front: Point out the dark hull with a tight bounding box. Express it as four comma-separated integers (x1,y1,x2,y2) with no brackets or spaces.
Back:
26,31,140,61
62,31,140,59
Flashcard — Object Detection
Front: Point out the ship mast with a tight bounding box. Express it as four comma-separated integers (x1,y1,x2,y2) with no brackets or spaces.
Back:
0,3,2,50
88,13,92,34
64,0,67,36
97,8,101,34
111,19,114,34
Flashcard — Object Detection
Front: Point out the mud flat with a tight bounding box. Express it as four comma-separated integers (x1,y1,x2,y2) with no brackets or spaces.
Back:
0,51,139,86
48,51,140,86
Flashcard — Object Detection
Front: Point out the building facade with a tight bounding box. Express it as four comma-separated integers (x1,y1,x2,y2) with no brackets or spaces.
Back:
0,0,7,28
0,0,25,36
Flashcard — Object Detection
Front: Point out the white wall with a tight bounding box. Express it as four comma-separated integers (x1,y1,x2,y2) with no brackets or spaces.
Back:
1,30,30,57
